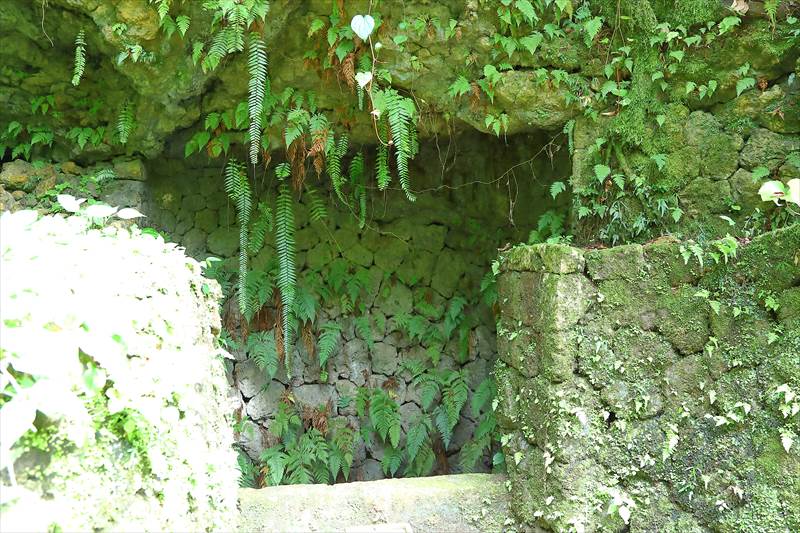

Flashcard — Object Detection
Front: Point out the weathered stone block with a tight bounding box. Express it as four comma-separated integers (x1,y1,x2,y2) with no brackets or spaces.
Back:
371,341,398,375
503,243,585,274
585,244,645,281
207,226,239,256
246,382,286,420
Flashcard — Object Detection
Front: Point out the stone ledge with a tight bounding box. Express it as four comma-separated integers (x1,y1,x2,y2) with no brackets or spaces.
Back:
238,474,511,532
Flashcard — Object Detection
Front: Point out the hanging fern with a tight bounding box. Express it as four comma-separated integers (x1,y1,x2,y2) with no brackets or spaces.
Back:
71,30,86,86
275,183,296,372
376,122,391,190
247,32,268,166
224,158,253,316
326,133,349,201
116,100,135,145
379,89,418,201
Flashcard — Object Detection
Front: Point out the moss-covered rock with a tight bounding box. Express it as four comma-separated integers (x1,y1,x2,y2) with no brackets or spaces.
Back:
496,225,800,532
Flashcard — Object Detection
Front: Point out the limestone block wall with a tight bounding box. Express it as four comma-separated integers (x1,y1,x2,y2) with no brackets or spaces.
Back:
570,81,800,243
495,225,799,531
139,135,567,480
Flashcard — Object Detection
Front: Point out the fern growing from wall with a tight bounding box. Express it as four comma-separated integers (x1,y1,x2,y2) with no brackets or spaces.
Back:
71,30,86,86
116,100,134,145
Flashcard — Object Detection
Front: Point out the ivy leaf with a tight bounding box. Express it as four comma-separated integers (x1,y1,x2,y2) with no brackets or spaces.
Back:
335,40,354,62
519,32,543,55
594,164,611,182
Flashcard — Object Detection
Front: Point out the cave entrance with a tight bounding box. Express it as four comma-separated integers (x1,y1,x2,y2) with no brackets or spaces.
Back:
145,128,571,484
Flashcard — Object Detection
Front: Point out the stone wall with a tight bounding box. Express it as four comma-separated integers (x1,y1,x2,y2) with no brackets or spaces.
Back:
569,80,799,244
494,225,799,531
137,130,570,480
0,208,238,532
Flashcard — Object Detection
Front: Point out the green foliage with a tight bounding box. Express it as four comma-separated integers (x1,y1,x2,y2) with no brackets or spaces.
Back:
316,322,341,375
372,88,418,201
362,388,402,448
199,0,269,72
275,182,296,363
259,403,354,485
237,450,259,488
247,33,268,166
71,30,86,86
116,100,135,145
224,159,253,318
247,330,279,379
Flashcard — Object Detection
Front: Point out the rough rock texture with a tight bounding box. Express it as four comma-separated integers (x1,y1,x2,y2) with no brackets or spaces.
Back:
124,131,569,480
495,226,800,532
238,474,511,532
0,209,239,532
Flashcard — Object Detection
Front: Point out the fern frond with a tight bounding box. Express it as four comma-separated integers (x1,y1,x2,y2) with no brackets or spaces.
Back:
317,322,341,370
116,100,135,145
247,330,279,379
434,405,453,449
376,121,391,190
383,89,417,201
237,449,258,488
471,378,495,418
369,390,401,448
276,184,296,371
405,415,429,463
405,440,435,477
327,134,349,201
151,0,171,21
381,445,403,477
247,32,268,166
458,436,489,473
348,150,365,184
71,30,86,86
306,187,328,222
249,201,273,254
224,158,253,316
354,315,373,349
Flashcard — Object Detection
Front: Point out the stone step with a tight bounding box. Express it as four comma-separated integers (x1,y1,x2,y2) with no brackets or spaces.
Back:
238,473,510,532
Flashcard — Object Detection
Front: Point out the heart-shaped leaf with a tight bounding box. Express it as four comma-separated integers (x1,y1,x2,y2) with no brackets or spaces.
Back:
57,194,85,213
116,207,147,219
350,14,375,40
84,203,118,218
758,180,787,204
355,71,373,88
